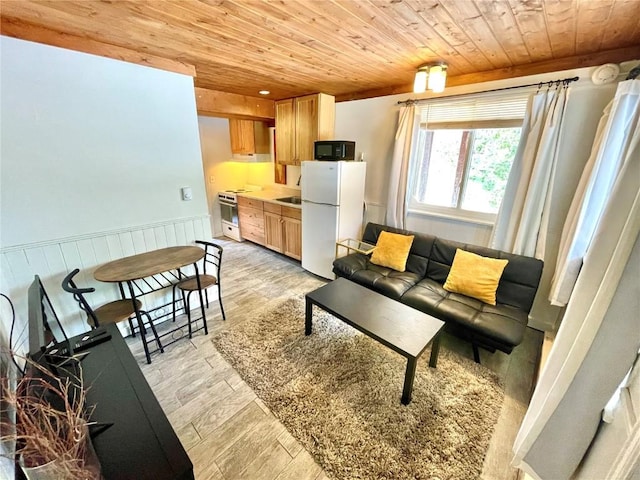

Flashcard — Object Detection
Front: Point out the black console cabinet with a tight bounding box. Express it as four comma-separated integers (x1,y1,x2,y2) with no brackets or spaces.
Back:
71,324,193,480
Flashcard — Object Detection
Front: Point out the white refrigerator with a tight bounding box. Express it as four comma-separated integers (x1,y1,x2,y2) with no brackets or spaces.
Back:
301,161,366,279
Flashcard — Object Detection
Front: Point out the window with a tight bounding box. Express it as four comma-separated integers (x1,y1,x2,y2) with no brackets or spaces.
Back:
408,91,529,222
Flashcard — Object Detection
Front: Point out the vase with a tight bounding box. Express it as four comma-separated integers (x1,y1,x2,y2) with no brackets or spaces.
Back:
19,422,102,480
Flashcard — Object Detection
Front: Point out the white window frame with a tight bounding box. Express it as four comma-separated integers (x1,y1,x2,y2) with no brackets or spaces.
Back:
407,90,530,225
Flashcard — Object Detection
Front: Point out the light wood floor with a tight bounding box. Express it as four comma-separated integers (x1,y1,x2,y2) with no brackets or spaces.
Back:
126,237,542,480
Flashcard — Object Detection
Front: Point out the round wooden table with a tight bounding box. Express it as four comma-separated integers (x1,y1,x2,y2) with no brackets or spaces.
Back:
94,246,205,282
94,246,207,363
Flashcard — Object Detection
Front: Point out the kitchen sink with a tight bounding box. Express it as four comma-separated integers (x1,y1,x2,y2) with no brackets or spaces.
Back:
276,196,302,205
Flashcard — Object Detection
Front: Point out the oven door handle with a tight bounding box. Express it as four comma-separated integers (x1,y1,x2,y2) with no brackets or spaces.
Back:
219,200,237,207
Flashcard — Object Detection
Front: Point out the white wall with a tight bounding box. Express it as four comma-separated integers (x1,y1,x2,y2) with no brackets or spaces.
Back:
335,69,619,331
0,37,211,357
1,37,208,246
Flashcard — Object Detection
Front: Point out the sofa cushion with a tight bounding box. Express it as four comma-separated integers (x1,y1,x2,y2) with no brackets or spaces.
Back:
427,238,543,312
401,279,528,348
362,223,434,278
334,253,421,300
443,249,508,305
370,231,414,272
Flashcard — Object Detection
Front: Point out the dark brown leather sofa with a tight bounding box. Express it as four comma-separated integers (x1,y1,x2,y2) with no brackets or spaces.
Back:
332,222,543,361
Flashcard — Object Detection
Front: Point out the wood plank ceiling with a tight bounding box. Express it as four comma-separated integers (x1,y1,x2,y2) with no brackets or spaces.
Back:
2,0,640,101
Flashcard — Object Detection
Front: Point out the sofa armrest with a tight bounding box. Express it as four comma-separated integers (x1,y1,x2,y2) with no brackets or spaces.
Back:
333,253,369,278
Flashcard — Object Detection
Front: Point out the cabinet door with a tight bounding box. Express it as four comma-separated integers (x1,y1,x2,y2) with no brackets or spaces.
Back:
275,99,295,165
264,212,284,253
283,216,302,260
229,119,255,154
295,95,318,163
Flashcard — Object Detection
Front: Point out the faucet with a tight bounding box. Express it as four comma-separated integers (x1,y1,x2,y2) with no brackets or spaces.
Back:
297,175,301,186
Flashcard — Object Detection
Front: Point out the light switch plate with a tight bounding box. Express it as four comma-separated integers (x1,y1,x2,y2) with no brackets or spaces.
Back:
181,187,193,201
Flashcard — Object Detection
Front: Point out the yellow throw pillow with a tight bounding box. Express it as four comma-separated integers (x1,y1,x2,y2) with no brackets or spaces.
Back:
370,231,414,272
443,249,509,305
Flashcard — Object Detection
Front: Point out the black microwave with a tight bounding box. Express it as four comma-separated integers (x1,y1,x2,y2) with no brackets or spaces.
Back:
314,141,356,161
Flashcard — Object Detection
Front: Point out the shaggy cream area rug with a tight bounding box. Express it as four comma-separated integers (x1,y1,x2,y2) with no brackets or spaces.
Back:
211,296,504,480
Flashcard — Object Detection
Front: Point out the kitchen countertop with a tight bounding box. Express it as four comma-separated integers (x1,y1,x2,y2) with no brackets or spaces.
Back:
237,188,302,208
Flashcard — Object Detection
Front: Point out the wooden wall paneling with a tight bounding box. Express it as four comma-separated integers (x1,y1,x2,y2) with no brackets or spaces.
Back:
118,232,136,258
195,88,275,120
131,230,147,255
184,221,196,246
1,216,211,340
59,242,83,282
76,238,99,271
2,0,638,103
544,0,578,58
211,0,398,79
144,1,364,83
154,226,168,250
23,248,49,281
105,235,123,262
406,0,496,73
601,0,640,49
280,0,419,78
164,225,178,249
473,0,531,65
509,0,554,61
4,251,32,289
336,44,640,102
333,0,440,72
575,1,615,54
0,17,196,78
142,228,158,253
381,1,475,75
175,222,187,247
438,1,513,69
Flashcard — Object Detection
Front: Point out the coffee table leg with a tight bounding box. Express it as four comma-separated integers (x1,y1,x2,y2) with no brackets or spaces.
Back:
402,357,417,405
305,296,313,335
429,332,442,368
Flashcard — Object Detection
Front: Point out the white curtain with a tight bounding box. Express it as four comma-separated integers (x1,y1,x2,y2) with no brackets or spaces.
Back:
512,132,640,479
491,85,569,258
386,104,417,229
550,80,640,306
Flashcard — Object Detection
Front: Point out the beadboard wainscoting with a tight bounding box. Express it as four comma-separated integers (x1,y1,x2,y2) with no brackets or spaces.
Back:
1,215,212,355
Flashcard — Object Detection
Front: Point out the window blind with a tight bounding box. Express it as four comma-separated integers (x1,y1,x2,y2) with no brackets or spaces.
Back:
418,89,532,127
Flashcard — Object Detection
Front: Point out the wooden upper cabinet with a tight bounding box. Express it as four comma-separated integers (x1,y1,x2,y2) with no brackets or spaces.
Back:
275,100,295,165
275,93,335,165
229,119,270,155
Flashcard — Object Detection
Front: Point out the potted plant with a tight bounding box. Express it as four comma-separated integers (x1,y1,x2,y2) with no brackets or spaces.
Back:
1,359,101,480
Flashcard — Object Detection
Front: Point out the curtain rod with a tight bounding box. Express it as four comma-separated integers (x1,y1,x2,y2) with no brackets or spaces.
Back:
397,76,580,105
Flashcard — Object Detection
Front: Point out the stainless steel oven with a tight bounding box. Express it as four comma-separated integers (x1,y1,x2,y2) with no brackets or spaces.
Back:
218,191,242,241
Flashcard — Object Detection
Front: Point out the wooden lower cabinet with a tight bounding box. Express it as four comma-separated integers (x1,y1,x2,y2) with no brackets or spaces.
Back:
238,197,265,245
263,202,302,260
283,215,302,260
264,210,284,253
238,196,301,260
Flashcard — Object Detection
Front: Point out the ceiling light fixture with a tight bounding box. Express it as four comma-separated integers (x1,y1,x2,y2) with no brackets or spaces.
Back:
413,63,448,94
259,90,270,95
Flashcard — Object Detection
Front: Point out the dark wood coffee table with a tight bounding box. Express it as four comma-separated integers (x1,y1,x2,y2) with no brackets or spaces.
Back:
305,278,445,405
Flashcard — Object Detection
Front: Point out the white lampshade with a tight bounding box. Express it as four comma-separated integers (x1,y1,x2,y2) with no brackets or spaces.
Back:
427,65,447,93
413,69,427,93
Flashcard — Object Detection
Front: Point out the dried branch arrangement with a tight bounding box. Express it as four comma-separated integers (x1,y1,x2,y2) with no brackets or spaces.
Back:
1,358,100,479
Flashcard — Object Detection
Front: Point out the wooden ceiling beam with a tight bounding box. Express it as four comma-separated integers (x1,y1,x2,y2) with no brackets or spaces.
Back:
194,87,275,120
0,17,196,78
336,45,640,102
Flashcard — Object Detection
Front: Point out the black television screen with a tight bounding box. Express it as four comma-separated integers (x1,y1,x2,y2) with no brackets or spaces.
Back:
27,275,67,356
